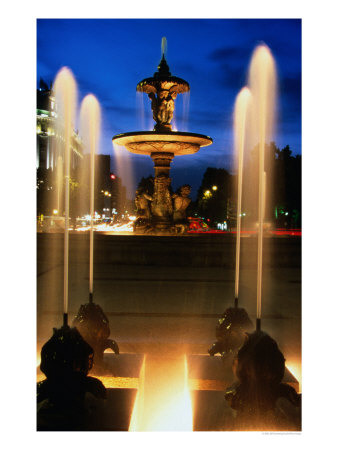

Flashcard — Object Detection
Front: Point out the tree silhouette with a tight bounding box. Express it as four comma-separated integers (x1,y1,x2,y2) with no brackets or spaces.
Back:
196,167,233,225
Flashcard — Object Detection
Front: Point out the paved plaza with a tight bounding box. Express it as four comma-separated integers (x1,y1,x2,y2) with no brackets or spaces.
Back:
37,233,301,376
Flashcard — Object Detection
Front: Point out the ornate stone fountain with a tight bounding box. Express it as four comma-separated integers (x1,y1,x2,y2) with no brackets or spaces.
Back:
112,38,212,233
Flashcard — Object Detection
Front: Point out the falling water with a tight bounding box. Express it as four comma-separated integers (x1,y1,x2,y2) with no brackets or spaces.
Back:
248,45,277,328
53,67,77,325
181,91,190,131
79,94,101,300
171,91,190,132
112,142,135,212
233,87,252,304
136,91,153,131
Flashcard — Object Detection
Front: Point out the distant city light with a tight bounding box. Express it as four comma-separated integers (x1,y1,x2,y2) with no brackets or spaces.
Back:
212,186,217,191
217,222,227,231
110,174,116,180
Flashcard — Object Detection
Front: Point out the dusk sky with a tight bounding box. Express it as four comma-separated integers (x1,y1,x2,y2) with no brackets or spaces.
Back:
37,18,301,198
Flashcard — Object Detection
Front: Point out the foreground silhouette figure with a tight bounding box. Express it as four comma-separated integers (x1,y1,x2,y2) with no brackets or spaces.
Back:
225,330,301,431
37,326,107,431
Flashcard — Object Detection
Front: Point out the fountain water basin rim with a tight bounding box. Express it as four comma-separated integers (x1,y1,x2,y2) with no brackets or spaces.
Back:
113,130,212,156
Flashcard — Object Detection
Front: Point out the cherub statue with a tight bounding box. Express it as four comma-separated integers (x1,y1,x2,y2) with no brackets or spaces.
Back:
172,184,192,234
134,188,153,233
148,89,177,130
135,189,152,220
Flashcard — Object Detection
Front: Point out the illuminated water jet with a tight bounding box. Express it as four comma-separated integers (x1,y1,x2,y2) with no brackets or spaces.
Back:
208,87,254,357
248,44,277,330
73,94,119,367
234,87,252,306
37,70,110,432
79,94,101,301
223,46,301,431
53,67,77,326
129,355,193,431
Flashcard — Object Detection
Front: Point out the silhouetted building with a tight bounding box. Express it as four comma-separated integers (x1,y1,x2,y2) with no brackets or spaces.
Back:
111,174,127,217
79,155,128,218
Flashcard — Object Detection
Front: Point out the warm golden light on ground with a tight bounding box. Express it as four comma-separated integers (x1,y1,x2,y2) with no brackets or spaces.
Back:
286,362,302,392
36,372,139,389
129,355,193,431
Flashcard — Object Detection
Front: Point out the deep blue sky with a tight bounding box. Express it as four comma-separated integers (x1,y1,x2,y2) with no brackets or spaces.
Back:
37,18,301,198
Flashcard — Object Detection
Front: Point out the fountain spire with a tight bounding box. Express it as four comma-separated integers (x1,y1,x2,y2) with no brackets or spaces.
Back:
157,37,170,75
161,36,167,58
136,38,189,132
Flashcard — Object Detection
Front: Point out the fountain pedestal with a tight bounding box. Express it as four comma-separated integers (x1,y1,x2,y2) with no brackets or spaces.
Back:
113,131,212,233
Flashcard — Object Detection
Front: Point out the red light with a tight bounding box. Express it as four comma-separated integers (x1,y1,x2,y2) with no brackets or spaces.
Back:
110,174,116,180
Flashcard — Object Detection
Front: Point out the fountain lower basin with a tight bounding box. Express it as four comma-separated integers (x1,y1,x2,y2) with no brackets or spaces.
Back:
113,130,212,156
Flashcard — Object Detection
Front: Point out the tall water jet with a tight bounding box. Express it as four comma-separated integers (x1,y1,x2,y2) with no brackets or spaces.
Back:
248,44,277,330
37,70,108,431
79,94,101,299
222,45,301,431
73,94,119,368
53,67,77,326
234,87,252,306
56,155,63,213
208,87,253,357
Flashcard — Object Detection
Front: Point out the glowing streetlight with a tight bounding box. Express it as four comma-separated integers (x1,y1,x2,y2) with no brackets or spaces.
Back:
212,185,217,191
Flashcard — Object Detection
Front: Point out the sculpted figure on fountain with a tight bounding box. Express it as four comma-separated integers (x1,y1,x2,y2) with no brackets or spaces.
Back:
152,174,173,219
114,37,212,233
148,88,177,131
135,189,153,219
172,184,192,234
134,188,154,233
133,180,194,234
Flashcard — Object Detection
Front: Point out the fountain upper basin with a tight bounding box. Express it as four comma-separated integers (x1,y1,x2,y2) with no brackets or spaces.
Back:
112,131,212,156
